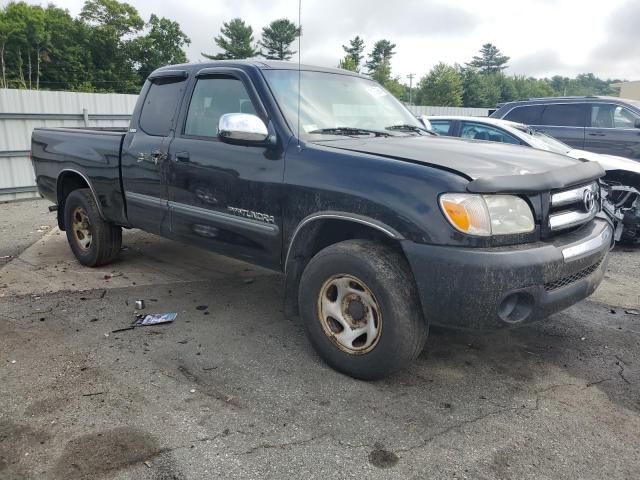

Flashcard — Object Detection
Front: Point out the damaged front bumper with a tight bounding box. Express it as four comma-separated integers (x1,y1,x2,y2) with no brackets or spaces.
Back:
402,218,613,330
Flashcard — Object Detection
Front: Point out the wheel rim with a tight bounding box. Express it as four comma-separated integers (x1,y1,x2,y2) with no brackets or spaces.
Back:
317,274,382,354
72,207,92,251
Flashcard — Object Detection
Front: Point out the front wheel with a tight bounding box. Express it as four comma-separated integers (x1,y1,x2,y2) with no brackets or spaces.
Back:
298,239,428,380
63,188,122,267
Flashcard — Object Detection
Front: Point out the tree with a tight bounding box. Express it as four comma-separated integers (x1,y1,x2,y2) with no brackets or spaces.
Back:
337,55,358,72
79,0,143,36
79,0,143,92
203,18,258,60
416,63,463,106
467,43,509,74
342,35,365,72
365,39,395,80
258,18,299,60
129,14,190,81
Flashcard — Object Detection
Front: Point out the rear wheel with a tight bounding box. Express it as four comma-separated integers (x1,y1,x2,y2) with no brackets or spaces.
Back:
298,239,427,380
63,189,122,267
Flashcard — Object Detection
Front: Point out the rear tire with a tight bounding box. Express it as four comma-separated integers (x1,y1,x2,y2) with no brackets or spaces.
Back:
63,189,122,267
298,239,427,380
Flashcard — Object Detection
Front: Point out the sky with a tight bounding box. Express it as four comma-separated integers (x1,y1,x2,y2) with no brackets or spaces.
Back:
6,0,640,83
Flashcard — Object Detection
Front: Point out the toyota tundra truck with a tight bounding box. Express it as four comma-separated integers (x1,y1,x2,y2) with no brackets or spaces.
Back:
31,60,613,379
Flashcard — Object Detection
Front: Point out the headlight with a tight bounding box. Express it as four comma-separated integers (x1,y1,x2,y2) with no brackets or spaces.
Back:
440,193,535,236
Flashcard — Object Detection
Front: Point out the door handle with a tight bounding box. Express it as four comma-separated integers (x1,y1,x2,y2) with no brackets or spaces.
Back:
175,151,190,162
150,150,167,165
588,133,606,137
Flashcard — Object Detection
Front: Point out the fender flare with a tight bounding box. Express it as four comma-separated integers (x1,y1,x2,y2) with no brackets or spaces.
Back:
56,169,106,219
284,211,404,273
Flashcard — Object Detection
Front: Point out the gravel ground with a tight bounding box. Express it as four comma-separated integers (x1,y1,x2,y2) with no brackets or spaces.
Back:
0,200,638,480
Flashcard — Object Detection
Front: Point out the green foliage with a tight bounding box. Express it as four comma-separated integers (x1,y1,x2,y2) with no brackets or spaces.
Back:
203,18,258,60
0,0,190,92
365,39,395,82
467,43,510,74
342,36,365,72
338,55,358,72
416,63,463,107
258,18,300,60
129,14,190,82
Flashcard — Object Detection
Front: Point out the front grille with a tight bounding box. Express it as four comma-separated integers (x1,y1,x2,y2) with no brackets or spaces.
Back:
544,257,604,292
548,182,599,233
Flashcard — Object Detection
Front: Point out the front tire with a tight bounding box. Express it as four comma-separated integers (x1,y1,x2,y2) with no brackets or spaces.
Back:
298,239,427,380
63,189,122,267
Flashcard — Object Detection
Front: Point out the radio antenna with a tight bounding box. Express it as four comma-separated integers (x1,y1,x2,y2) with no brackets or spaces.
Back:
297,0,302,149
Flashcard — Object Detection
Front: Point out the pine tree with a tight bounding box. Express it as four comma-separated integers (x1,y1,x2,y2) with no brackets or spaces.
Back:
342,35,365,72
258,18,300,60
466,43,509,74
202,18,258,60
365,39,395,83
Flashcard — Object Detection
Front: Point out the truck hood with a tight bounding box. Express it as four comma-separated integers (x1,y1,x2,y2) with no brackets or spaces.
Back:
313,135,581,180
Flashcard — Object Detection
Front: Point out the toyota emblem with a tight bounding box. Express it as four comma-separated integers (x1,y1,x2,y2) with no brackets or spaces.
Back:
583,189,595,212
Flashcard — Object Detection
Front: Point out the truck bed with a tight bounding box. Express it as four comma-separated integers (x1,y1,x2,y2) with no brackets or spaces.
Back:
31,127,128,226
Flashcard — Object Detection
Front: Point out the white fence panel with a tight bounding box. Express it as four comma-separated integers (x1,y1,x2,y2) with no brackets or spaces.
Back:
0,89,138,202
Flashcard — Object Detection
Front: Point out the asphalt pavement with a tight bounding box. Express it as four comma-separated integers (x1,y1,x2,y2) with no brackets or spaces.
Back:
1,199,638,480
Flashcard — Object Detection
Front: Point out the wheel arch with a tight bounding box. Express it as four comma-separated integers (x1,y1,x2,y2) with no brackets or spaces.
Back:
283,212,408,317
56,169,105,230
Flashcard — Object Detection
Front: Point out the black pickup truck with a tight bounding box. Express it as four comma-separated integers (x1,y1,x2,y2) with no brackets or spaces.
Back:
32,60,613,379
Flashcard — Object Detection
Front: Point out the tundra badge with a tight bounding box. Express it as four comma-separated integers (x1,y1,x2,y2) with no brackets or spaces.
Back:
227,206,275,224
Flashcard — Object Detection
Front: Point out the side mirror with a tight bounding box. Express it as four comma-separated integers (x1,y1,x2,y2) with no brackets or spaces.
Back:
635,119,640,129
218,113,270,144
417,115,432,131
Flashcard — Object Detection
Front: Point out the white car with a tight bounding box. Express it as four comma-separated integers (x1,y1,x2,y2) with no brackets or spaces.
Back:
426,116,640,243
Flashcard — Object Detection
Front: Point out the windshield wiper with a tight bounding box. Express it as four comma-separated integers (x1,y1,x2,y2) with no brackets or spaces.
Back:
385,124,434,135
308,127,392,137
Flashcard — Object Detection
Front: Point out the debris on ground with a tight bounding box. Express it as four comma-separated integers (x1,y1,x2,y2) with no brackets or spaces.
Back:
131,312,177,327
624,309,639,315
243,278,255,285
135,300,145,310
196,305,208,311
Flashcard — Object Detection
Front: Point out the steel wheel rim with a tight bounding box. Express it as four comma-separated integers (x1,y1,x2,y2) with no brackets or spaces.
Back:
317,274,382,354
72,207,92,251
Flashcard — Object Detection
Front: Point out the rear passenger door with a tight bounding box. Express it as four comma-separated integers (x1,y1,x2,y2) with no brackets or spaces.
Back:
166,69,284,269
533,103,587,149
585,103,640,159
122,71,188,235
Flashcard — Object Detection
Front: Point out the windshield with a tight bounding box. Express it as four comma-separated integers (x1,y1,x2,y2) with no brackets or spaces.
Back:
263,70,422,137
512,125,571,154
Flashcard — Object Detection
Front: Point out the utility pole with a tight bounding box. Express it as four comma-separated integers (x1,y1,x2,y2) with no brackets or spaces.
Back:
407,73,415,105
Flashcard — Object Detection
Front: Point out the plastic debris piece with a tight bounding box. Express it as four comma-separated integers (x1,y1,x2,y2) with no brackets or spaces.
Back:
190,389,196,393
131,312,177,327
135,300,145,310
624,309,639,315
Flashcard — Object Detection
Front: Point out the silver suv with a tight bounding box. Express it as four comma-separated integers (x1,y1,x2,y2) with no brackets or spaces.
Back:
491,96,640,161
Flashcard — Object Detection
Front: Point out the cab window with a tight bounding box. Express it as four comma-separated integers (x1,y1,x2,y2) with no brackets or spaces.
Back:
139,78,186,137
184,76,257,138
503,105,543,124
460,122,520,144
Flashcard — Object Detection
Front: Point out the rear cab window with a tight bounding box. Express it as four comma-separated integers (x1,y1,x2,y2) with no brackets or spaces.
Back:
139,78,186,136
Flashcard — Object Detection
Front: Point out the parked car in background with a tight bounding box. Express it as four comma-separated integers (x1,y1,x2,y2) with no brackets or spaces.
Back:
490,97,640,161
427,116,640,244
